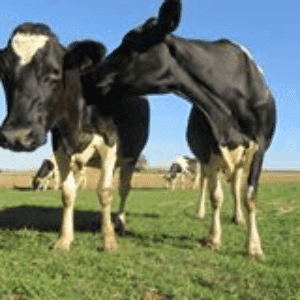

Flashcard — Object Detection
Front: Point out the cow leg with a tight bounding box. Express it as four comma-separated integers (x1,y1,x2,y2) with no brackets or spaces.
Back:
42,181,48,191
181,173,186,189
195,164,208,220
96,141,118,252
244,151,264,260
54,153,77,251
172,176,178,191
193,163,201,190
115,162,135,234
205,164,224,250
76,167,87,190
231,167,245,225
53,162,60,190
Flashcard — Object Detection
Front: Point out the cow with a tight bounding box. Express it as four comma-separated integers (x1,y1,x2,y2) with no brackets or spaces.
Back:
32,153,88,191
0,23,150,252
81,0,276,259
32,155,60,191
164,156,200,190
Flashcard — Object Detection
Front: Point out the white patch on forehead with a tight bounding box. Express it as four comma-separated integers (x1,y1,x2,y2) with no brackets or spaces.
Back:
11,33,49,66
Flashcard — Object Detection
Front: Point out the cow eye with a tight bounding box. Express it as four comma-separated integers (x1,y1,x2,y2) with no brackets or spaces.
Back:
43,69,61,83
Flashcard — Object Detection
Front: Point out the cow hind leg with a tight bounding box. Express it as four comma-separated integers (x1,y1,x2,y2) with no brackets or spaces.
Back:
96,140,118,252
115,162,135,234
244,151,264,260
195,165,208,220
205,165,224,250
54,153,78,251
193,163,201,190
231,167,245,225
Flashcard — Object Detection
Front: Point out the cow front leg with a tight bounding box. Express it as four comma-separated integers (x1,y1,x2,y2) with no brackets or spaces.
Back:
97,142,118,252
205,168,223,250
231,167,245,225
195,165,208,220
54,153,77,251
115,163,135,234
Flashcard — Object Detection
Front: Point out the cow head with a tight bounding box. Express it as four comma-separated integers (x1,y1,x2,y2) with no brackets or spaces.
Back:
0,22,106,153
87,0,182,96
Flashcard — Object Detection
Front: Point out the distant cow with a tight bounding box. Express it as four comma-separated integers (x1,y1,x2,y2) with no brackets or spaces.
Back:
82,0,276,259
164,156,200,190
33,154,88,191
32,155,60,191
0,23,149,252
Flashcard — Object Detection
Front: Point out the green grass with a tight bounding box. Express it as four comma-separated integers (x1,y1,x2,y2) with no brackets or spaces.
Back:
0,183,300,299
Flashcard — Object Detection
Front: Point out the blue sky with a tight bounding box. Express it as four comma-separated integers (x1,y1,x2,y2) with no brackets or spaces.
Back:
0,0,299,170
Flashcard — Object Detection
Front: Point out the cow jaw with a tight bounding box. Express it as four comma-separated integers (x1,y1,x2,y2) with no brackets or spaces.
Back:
11,33,49,66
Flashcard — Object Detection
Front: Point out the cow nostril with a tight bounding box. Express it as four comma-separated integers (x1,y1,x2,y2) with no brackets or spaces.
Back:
24,130,33,142
0,131,8,148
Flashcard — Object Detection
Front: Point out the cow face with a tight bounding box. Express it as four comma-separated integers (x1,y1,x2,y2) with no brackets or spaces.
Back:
0,23,106,153
92,0,182,96
0,24,64,151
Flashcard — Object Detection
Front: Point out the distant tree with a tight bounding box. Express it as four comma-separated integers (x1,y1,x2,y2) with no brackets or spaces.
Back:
135,154,149,171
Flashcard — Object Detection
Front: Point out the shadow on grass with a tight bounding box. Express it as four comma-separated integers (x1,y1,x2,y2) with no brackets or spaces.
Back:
0,206,159,233
0,206,196,248
13,186,35,191
132,187,168,191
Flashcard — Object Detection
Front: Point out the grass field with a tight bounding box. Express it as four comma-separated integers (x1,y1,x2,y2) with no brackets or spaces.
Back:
0,172,300,299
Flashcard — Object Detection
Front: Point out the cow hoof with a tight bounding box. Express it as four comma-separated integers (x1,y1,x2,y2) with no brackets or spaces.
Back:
247,245,265,261
195,211,205,220
54,238,72,251
101,227,117,252
114,213,126,235
199,237,220,251
231,216,246,225
101,235,117,252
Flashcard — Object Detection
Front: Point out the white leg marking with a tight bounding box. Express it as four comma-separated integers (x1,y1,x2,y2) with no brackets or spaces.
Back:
96,136,118,252
196,165,208,220
206,165,224,250
54,155,77,251
245,185,264,260
231,167,245,225
193,162,201,190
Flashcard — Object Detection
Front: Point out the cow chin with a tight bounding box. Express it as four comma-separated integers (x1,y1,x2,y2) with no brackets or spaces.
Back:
0,124,48,152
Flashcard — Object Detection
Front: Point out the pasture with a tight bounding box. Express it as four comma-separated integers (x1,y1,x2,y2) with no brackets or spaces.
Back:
0,170,299,299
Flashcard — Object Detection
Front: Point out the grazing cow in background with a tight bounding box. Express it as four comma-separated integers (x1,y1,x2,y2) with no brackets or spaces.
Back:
0,23,149,251
32,155,60,191
82,0,276,259
164,156,199,190
33,154,87,191
183,156,201,190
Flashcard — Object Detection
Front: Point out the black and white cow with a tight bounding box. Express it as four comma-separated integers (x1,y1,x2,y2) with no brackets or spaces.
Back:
164,156,200,190
32,155,60,191
32,153,88,191
81,0,276,259
0,23,149,251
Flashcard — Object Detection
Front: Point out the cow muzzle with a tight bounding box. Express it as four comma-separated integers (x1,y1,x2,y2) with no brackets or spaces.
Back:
0,127,42,151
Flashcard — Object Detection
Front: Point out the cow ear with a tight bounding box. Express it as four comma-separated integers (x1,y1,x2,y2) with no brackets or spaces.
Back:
157,0,182,34
64,40,106,72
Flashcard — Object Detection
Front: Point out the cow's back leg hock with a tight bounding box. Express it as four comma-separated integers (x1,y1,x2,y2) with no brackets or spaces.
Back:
244,151,264,260
54,153,77,251
115,162,136,234
195,164,208,220
96,140,118,252
231,167,245,225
